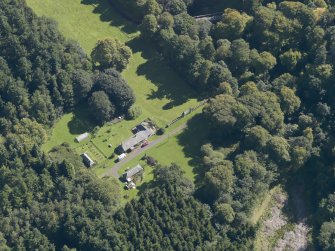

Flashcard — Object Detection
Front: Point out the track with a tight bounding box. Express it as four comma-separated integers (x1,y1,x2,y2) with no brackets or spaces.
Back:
102,123,187,178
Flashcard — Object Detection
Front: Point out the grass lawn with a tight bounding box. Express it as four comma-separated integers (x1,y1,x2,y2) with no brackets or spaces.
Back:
27,0,206,203
27,0,200,148
110,114,209,203
26,0,199,127
111,134,199,204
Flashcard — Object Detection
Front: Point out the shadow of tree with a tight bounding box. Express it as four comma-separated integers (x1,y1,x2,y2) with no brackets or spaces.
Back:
78,0,199,108
80,0,138,34
68,104,96,135
127,37,199,108
177,114,210,183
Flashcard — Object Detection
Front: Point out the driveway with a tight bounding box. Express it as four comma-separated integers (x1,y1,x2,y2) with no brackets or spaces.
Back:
102,123,187,178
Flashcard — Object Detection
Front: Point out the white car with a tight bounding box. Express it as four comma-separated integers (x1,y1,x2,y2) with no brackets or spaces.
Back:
117,153,127,162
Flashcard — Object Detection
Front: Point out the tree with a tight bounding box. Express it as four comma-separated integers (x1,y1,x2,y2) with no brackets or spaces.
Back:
215,203,235,224
71,69,93,103
12,118,47,147
165,0,187,15
93,69,135,111
145,0,161,15
213,9,252,40
279,87,301,115
91,38,132,71
229,39,251,73
30,90,57,126
250,50,277,73
88,91,115,124
199,37,215,60
126,105,142,120
141,14,158,38
205,160,235,197
280,49,302,71
318,221,335,250
216,39,231,61
159,12,174,29
240,89,284,133
245,126,271,150
204,94,252,134
174,13,197,37
266,136,291,163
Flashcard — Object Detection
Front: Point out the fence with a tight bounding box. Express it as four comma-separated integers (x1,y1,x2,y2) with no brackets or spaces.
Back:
166,99,208,128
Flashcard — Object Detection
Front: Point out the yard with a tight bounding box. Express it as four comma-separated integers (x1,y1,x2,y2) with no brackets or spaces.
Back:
26,0,199,129
27,0,206,201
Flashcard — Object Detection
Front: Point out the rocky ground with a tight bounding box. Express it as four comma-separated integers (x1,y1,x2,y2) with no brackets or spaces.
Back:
256,187,310,251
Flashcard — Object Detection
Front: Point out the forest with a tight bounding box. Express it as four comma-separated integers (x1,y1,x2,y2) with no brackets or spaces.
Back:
2,0,335,250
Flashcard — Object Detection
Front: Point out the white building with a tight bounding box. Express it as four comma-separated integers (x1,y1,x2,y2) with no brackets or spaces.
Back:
81,153,95,167
75,132,89,143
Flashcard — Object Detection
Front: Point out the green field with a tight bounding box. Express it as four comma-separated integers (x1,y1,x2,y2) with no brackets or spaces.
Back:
26,0,199,128
104,114,209,203
27,0,200,147
26,0,205,198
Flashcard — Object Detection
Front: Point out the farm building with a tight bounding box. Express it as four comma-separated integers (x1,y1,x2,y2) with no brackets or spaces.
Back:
75,132,89,143
122,164,143,182
119,123,155,153
81,153,95,167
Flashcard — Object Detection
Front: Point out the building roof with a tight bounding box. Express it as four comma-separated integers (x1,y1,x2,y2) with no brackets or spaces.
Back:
76,132,89,142
123,164,143,179
81,152,94,166
121,128,153,152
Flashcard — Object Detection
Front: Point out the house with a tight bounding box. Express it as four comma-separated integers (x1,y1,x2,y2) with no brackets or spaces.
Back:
75,132,89,143
81,153,95,167
132,122,150,134
119,124,155,153
122,164,143,182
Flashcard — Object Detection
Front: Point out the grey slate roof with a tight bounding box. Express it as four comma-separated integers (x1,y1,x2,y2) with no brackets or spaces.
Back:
121,128,153,152
123,164,143,179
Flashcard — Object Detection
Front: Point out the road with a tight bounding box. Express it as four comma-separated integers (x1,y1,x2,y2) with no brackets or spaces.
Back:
102,123,187,178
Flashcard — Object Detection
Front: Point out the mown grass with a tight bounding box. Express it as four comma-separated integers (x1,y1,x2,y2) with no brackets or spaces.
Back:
27,0,206,202
27,0,200,151
26,0,199,127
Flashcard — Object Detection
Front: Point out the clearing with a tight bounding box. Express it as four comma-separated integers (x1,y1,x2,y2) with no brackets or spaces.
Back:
253,186,311,251
26,0,205,202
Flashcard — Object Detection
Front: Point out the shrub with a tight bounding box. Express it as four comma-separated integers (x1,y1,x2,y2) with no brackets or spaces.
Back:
157,128,165,135
127,105,142,120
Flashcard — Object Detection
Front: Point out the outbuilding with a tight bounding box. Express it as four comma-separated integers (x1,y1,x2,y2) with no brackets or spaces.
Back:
122,164,143,182
81,153,95,167
75,132,89,143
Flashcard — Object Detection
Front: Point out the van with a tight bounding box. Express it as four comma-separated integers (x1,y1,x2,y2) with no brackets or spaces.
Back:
117,153,127,162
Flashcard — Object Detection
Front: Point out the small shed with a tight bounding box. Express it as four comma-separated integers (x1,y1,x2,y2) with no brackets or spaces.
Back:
75,132,89,143
126,182,136,190
81,153,95,167
122,164,143,182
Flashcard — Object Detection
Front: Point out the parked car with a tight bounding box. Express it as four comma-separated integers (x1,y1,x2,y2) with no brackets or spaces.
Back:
141,141,149,148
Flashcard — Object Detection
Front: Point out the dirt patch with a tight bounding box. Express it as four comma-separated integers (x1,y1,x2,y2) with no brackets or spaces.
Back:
273,186,310,251
274,223,309,251
255,187,310,251
262,192,287,237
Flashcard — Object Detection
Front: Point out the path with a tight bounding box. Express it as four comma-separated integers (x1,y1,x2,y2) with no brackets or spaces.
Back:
102,123,187,178
193,12,223,22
